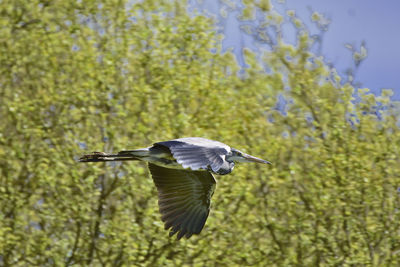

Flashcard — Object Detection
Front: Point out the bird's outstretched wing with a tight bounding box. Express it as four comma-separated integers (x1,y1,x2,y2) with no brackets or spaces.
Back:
155,138,231,173
148,163,216,240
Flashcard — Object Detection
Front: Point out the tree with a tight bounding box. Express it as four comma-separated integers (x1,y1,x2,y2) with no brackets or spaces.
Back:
0,0,399,265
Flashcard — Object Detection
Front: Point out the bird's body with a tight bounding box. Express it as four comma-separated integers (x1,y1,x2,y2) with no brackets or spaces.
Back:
79,137,270,239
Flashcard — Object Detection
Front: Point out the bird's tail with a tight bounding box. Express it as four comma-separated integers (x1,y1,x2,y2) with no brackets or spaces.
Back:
79,152,140,162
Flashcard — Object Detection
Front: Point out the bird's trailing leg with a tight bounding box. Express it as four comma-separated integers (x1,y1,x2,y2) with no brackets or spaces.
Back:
79,147,170,164
79,152,139,162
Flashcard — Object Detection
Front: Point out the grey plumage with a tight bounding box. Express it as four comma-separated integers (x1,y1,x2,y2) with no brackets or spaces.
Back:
79,137,270,239
155,138,234,174
148,163,216,239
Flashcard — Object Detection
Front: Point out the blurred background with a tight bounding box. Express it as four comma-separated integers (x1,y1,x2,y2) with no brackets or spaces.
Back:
209,0,400,98
1,0,400,266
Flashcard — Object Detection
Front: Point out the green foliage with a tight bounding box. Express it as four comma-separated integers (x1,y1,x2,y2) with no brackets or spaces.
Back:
1,0,399,266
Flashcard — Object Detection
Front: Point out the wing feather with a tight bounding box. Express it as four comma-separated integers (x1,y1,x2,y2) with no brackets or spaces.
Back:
155,139,230,173
148,163,216,240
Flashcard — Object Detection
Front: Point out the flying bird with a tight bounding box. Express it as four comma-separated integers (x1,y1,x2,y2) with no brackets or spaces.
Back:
79,137,270,240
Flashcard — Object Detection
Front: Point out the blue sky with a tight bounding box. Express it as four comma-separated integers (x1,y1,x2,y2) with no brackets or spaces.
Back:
196,0,400,99
281,0,400,99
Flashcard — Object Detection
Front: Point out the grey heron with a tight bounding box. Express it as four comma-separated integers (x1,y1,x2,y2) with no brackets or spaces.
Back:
79,137,270,240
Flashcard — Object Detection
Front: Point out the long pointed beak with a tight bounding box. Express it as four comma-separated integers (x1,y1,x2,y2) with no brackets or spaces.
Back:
243,153,271,164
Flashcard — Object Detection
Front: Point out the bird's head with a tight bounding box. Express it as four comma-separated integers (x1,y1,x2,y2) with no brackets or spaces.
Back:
228,148,271,164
